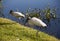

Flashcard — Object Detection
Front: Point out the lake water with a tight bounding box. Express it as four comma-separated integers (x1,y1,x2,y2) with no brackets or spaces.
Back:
2,0,60,39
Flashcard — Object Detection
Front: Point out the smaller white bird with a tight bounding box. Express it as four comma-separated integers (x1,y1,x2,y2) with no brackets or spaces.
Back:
9,10,25,19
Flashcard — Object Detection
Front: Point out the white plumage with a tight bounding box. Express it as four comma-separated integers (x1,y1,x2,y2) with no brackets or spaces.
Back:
10,10,25,18
12,12,25,18
28,17,47,27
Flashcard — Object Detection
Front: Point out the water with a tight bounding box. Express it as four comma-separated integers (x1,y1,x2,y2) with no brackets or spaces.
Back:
2,0,60,39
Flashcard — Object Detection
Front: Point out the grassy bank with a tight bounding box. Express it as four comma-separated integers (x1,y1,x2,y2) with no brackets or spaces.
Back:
0,18,59,41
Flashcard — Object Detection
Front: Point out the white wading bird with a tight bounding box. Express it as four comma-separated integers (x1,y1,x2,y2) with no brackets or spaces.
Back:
25,17,47,27
9,10,25,19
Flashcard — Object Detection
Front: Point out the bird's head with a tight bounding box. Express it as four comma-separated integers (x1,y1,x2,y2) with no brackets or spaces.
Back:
9,10,13,14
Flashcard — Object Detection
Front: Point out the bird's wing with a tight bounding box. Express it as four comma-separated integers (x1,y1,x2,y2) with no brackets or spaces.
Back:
13,12,25,17
31,17,47,27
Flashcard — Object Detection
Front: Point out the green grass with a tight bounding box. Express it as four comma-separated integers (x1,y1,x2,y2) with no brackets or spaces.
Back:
0,17,60,41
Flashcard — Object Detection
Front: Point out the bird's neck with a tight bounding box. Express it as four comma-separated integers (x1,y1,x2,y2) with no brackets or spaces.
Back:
28,17,31,20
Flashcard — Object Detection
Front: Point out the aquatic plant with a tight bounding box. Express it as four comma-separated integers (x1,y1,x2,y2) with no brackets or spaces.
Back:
25,7,57,23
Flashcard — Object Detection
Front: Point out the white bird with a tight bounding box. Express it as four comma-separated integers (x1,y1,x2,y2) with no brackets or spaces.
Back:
9,10,25,19
25,17,47,27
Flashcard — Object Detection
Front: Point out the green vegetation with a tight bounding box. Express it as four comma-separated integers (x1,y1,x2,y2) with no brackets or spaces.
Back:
26,7,57,23
0,17,59,41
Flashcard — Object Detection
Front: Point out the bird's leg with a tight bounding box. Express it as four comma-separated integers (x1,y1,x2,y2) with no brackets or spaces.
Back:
36,30,39,37
18,18,22,24
24,17,30,25
35,26,39,37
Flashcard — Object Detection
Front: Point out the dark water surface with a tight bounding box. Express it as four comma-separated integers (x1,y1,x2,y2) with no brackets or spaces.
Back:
2,0,60,39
